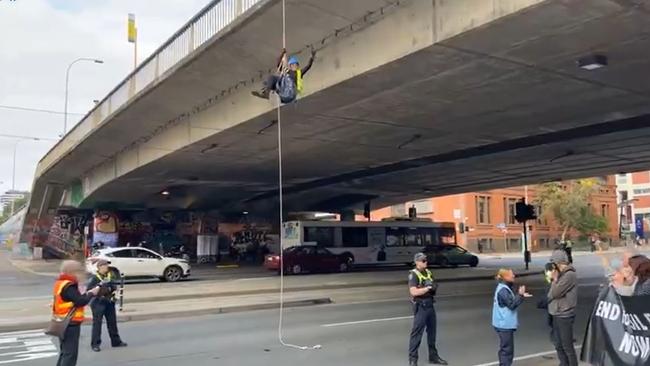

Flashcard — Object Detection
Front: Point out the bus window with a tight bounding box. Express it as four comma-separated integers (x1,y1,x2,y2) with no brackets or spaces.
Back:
341,227,368,247
439,228,457,245
404,227,422,246
304,227,335,247
386,227,402,247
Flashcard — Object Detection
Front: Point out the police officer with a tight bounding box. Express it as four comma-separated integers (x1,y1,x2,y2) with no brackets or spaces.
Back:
408,253,447,366
88,259,127,352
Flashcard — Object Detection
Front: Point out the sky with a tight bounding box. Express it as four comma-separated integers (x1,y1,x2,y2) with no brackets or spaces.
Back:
0,0,211,192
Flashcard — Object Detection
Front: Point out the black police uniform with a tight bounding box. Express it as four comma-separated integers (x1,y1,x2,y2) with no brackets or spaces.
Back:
88,272,125,349
408,268,444,365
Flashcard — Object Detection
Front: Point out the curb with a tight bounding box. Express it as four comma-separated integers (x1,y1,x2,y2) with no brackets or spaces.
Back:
8,259,59,277
0,297,332,333
124,270,543,304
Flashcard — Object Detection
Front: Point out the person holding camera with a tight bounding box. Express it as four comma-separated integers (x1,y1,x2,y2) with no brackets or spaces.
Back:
408,253,447,366
53,260,101,366
492,269,532,366
547,250,578,366
87,259,127,352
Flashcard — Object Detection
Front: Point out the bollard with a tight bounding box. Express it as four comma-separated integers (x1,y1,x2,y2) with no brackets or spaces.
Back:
119,272,125,312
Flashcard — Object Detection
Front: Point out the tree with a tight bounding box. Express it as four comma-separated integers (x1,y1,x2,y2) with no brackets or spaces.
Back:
536,178,609,240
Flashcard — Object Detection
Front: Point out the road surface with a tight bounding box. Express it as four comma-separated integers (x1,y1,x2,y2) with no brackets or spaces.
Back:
1,253,614,366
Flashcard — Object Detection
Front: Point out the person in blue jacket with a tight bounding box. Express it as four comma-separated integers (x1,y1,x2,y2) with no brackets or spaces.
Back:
492,269,532,366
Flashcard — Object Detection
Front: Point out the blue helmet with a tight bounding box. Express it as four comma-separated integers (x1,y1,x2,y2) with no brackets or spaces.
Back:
288,56,299,66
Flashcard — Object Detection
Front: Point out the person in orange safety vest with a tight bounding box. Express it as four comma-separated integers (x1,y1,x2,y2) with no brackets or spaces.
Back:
53,260,100,366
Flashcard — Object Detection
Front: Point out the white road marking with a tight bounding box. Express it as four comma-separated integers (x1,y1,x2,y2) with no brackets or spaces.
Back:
0,330,57,364
322,315,413,327
470,345,582,366
236,277,273,282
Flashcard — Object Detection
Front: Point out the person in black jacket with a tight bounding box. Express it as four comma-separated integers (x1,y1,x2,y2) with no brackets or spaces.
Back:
87,259,127,352
54,261,100,366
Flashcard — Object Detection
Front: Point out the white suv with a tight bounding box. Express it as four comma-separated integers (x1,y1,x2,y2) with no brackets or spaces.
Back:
86,247,191,282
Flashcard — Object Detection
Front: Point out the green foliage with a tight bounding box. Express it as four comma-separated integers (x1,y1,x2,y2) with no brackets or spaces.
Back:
536,179,609,239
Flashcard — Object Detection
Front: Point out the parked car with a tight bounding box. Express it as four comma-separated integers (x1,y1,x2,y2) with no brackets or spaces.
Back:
264,245,352,274
86,247,191,282
423,244,479,267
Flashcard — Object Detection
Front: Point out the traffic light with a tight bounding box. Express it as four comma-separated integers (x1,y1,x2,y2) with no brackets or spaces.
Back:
408,205,417,218
363,202,371,219
515,199,537,223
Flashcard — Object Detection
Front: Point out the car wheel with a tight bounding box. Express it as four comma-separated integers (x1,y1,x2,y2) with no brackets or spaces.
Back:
163,265,183,282
291,264,302,275
339,261,350,273
470,257,479,267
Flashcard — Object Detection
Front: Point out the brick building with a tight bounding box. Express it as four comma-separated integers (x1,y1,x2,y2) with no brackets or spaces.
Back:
367,177,618,253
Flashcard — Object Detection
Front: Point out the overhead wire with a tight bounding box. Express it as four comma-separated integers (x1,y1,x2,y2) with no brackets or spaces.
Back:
0,104,84,116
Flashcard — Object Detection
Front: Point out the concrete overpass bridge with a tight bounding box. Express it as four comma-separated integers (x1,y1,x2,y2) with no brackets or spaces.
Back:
24,0,650,238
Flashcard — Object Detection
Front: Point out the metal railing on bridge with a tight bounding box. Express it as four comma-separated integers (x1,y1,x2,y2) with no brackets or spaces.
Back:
36,0,263,179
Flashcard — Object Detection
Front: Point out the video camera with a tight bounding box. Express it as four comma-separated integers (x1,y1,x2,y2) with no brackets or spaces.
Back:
544,262,558,283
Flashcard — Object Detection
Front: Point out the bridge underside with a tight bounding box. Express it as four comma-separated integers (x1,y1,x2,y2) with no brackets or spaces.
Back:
37,0,650,217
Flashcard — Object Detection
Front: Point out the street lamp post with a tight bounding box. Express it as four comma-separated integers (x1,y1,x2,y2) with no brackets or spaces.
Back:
63,58,104,136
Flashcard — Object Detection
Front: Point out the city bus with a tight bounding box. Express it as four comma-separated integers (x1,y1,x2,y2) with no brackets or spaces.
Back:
281,219,457,266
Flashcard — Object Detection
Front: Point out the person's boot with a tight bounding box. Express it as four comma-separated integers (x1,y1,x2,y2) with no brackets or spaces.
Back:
429,355,448,365
409,359,418,366
92,345,101,352
251,88,270,100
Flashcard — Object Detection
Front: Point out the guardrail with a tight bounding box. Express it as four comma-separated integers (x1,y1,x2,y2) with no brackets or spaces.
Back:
36,0,263,179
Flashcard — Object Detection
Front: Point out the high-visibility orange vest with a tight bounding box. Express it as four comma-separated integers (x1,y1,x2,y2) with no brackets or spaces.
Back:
52,280,85,323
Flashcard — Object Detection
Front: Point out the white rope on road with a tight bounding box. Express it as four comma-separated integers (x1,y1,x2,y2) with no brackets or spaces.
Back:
276,0,321,351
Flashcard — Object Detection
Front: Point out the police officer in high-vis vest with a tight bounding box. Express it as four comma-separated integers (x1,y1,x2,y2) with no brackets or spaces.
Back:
87,259,127,352
408,253,447,366
53,260,100,366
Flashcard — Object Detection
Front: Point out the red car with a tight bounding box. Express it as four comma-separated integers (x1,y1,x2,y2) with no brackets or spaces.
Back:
264,246,352,274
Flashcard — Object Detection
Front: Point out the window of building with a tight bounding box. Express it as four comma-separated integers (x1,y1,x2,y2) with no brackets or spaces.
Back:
538,237,547,249
633,188,650,196
477,238,493,252
341,227,368,247
535,205,548,226
304,227,335,247
508,238,521,252
620,191,629,201
504,198,518,225
411,199,433,215
476,195,491,224
600,204,610,218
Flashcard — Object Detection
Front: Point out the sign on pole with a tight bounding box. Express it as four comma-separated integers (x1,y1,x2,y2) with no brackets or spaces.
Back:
127,13,137,43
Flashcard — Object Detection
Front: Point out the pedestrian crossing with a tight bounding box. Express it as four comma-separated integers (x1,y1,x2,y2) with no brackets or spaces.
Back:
0,330,57,364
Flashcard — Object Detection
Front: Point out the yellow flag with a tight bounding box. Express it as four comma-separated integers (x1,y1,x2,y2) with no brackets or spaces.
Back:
127,13,137,43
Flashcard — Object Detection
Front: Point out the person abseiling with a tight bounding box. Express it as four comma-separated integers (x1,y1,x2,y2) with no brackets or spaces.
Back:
252,47,315,103
408,252,447,366
88,259,127,352
53,260,100,366
492,269,532,366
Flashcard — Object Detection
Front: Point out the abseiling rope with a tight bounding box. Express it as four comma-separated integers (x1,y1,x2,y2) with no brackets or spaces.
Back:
276,0,321,351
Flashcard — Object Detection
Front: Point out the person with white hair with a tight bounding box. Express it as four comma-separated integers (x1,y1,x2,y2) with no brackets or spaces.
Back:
53,260,100,366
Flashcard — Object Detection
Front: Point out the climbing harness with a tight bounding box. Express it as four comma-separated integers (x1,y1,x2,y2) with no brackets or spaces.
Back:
276,0,321,351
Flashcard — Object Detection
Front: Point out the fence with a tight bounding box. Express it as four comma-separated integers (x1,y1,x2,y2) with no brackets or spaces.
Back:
36,0,264,179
